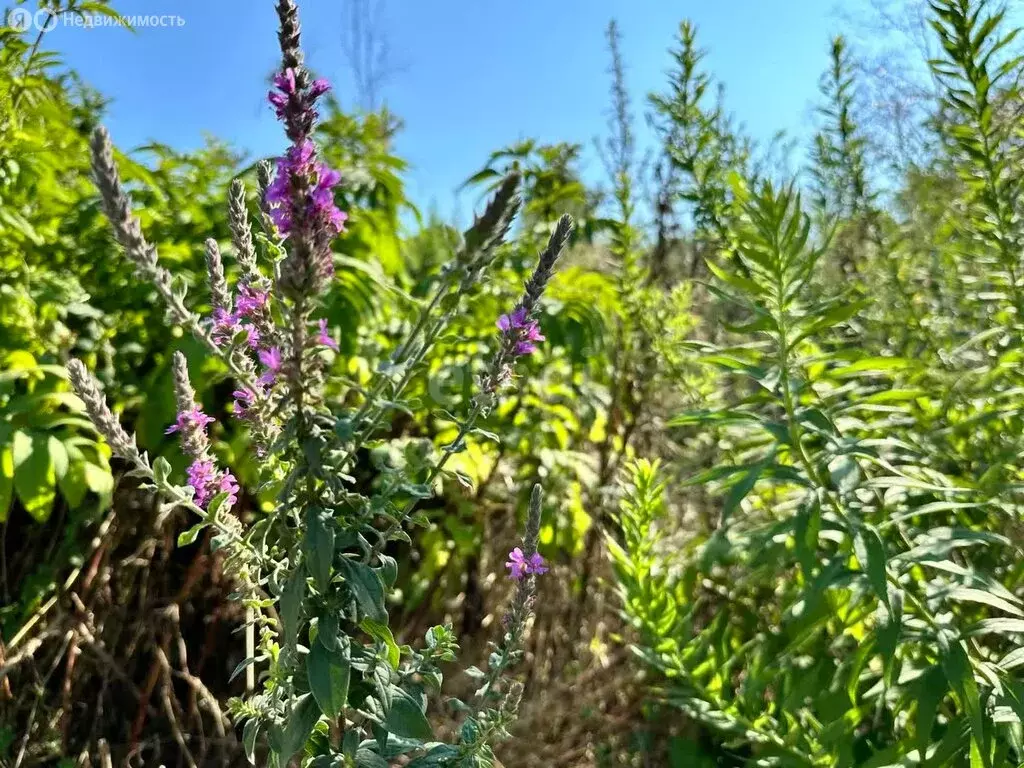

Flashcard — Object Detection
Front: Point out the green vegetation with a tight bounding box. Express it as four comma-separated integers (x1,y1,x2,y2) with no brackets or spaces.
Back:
2,0,1024,765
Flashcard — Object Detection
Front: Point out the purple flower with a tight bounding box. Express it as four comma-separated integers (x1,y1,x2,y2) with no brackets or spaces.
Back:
273,68,297,94
258,346,282,386
505,547,548,580
186,459,239,510
496,307,527,332
268,69,298,119
310,164,347,237
317,318,339,351
309,78,331,98
242,323,261,350
497,307,545,356
236,285,269,318
232,388,255,418
505,547,528,580
268,90,288,118
212,307,241,346
265,145,346,242
265,163,291,207
527,552,548,575
327,206,349,233
186,459,217,506
166,406,215,436
259,346,281,370
266,66,348,296
312,166,341,202
218,471,240,508
289,139,316,166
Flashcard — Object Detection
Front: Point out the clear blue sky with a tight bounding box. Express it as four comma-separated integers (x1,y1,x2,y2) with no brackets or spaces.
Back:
40,0,863,221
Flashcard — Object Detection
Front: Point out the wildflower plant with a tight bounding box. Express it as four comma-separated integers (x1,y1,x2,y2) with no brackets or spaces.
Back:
66,1,571,764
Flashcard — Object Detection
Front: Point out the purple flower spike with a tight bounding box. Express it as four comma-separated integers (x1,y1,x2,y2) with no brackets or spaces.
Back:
265,63,349,297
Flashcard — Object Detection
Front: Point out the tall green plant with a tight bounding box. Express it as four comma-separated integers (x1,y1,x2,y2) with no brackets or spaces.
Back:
929,0,1024,319
63,3,580,765
647,21,749,281
615,175,1024,765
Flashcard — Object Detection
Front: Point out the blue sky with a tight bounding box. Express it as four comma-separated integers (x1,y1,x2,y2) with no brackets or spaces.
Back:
40,0,861,221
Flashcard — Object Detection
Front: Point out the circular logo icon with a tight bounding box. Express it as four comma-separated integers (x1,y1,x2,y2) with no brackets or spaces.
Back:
7,7,32,31
36,9,57,32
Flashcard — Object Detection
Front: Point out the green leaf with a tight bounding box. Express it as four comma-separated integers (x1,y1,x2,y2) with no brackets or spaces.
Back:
0,442,13,523
998,647,1024,671
941,633,989,768
13,432,55,522
854,525,889,611
206,491,230,519
307,637,351,719
279,692,321,762
460,166,502,188
706,258,765,297
48,437,68,480
177,521,207,547
829,455,861,495
384,688,433,740
319,610,341,652
58,456,88,509
304,506,335,592
242,719,259,765
84,463,113,498
894,528,1009,565
343,728,360,757
280,565,306,647
153,456,173,485
370,663,393,716
360,617,400,669
968,618,1024,636
340,558,387,623
916,667,947,767
832,356,912,377
378,554,398,588
355,749,389,768
667,409,760,427
795,298,870,340
721,460,767,522
948,587,1024,618
229,656,261,683
843,629,874,702
406,745,462,767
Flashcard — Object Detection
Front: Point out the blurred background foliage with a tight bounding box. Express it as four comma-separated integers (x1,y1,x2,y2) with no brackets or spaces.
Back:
3,0,1024,765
